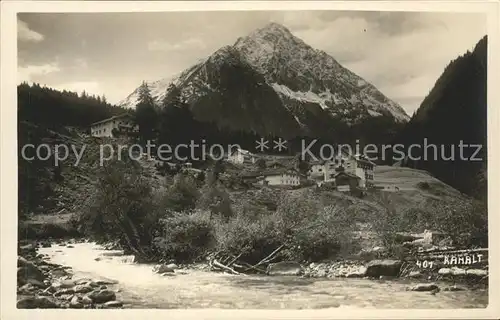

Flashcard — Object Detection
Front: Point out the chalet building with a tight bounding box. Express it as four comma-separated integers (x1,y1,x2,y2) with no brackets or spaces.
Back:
334,170,361,192
307,153,376,188
308,159,340,184
242,168,302,187
343,154,376,188
90,113,138,138
257,168,302,186
227,148,257,164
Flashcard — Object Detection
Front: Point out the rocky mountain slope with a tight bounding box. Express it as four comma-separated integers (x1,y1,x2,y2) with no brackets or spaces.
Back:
120,23,408,140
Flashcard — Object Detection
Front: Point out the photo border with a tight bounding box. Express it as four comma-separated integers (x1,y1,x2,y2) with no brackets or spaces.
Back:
2,1,499,319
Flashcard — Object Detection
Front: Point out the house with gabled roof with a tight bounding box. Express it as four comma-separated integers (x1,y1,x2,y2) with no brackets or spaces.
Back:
90,113,138,138
242,167,303,187
227,148,257,164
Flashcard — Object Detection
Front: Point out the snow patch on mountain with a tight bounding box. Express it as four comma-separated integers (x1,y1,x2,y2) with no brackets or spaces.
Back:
271,83,334,109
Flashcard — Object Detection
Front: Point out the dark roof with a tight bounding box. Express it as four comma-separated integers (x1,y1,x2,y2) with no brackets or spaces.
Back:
91,113,133,126
241,167,300,178
229,148,255,156
267,161,285,167
334,171,361,180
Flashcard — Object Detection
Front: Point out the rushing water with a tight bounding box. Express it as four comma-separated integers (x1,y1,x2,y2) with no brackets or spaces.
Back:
38,242,488,309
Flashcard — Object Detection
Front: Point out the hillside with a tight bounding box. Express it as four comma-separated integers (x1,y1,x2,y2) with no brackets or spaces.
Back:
120,23,408,145
393,36,487,199
18,83,127,130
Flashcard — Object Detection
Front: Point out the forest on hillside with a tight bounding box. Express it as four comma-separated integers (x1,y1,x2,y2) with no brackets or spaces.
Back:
17,82,127,130
393,36,487,201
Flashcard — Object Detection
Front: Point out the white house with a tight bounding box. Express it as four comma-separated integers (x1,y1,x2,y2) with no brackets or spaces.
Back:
308,159,337,183
307,152,376,188
343,154,376,188
227,148,257,164
90,113,138,138
257,168,302,186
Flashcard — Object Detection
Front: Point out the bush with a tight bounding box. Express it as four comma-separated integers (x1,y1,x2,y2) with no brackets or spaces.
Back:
162,173,200,212
196,169,233,220
210,194,359,264
152,210,214,262
371,192,488,250
76,157,158,259
284,205,359,262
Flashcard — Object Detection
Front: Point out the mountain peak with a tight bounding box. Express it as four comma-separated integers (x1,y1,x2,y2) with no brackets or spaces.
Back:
235,22,297,49
121,21,410,124
259,22,292,34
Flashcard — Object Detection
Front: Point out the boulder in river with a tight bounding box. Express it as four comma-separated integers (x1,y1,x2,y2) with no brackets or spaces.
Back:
87,289,116,304
410,283,440,292
100,250,125,257
443,285,466,291
153,264,175,274
267,262,304,276
365,260,402,277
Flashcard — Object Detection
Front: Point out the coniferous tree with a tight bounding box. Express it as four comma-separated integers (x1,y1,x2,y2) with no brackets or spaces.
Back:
157,84,202,161
135,81,158,144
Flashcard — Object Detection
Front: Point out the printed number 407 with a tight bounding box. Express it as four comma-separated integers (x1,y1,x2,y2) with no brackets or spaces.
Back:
416,260,434,269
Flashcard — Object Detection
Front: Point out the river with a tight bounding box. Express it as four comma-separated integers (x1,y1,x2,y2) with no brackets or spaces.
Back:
38,242,488,309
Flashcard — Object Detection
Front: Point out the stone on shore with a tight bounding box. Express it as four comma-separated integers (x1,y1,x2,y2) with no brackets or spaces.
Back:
438,268,451,276
408,271,422,278
103,300,123,308
26,278,48,288
87,289,116,304
450,267,466,276
267,262,304,276
52,279,76,289
345,266,367,278
73,284,93,293
365,260,402,277
69,295,83,309
17,296,58,309
466,269,488,277
54,288,75,296
81,296,93,305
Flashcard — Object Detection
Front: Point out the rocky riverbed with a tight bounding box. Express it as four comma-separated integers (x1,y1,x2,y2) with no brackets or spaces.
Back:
17,240,125,309
17,240,489,309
